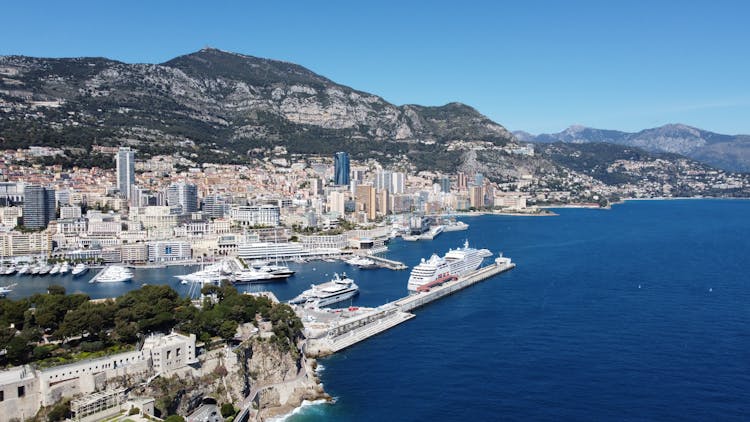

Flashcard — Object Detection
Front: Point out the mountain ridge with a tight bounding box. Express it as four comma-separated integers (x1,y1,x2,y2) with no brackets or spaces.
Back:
0,48,516,163
516,124,750,172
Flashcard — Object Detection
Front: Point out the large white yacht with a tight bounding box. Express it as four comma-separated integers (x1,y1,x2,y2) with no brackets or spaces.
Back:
91,265,134,283
289,273,359,308
71,263,89,277
407,240,488,292
232,268,274,283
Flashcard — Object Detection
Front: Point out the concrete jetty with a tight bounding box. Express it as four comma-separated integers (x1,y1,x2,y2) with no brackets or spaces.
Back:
365,254,408,270
301,255,515,356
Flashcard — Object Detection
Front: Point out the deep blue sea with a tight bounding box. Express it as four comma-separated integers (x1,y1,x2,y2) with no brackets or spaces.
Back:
4,200,749,420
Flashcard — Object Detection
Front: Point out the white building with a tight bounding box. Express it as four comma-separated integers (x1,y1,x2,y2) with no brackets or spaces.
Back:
60,205,82,220
230,205,280,227
147,241,192,262
141,332,198,373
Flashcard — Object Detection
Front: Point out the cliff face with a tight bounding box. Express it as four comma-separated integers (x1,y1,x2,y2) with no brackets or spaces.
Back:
130,338,325,419
0,48,515,152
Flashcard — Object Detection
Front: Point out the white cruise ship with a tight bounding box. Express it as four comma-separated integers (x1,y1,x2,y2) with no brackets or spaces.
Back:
407,240,488,292
289,273,359,308
91,265,134,283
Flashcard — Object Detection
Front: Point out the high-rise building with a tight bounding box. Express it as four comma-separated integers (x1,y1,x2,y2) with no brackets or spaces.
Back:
378,189,390,215
334,152,350,186
166,182,198,215
439,176,451,193
327,191,347,215
23,185,56,229
457,172,468,191
391,172,405,194
375,170,391,191
116,147,135,199
469,186,483,209
203,194,229,218
355,184,376,221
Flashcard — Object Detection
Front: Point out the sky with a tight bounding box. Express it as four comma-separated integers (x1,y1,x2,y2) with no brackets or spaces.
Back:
3,0,750,135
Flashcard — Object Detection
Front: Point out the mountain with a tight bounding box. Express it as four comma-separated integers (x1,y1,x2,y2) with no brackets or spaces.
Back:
1,48,748,201
0,48,514,167
517,124,750,172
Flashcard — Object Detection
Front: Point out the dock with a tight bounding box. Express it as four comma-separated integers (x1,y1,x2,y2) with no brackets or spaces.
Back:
301,255,515,356
361,254,408,270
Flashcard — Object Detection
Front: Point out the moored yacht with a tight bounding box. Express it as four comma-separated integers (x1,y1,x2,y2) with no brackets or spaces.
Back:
37,264,52,276
91,265,133,283
49,263,61,275
256,264,295,279
17,264,30,275
59,262,70,275
71,263,89,277
289,273,359,308
346,256,377,269
232,268,274,283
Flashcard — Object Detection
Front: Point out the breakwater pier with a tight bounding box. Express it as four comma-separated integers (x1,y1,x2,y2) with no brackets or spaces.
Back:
301,255,515,356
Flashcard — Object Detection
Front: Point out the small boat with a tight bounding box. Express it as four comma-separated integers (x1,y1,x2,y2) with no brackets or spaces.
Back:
59,262,70,275
71,263,89,277
0,283,16,297
49,264,61,275
90,265,133,283
30,265,41,275
3,265,16,276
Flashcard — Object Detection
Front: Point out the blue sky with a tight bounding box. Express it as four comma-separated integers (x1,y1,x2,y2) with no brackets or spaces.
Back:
3,0,749,134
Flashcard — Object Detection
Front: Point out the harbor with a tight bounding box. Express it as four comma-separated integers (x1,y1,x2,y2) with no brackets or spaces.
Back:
301,254,515,356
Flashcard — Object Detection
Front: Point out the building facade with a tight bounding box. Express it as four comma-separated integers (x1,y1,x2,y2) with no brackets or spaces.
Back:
116,147,135,200
22,185,56,229
334,152,350,186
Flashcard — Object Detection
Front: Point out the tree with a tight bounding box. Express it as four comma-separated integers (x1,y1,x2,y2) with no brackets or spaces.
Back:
220,403,236,418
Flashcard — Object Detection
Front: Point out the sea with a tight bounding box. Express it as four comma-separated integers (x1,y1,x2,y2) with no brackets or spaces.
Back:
4,199,749,420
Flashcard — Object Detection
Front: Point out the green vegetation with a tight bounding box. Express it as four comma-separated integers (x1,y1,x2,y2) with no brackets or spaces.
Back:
220,403,236,418
0,284,303,367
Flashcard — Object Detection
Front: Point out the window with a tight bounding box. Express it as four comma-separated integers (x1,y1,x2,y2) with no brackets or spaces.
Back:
166,350,172,359
176,348,181,357
17,386,25,397
0,390,4,401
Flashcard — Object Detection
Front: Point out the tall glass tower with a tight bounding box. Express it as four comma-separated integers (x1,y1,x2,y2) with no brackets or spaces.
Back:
117,147,135,199
334,152,350,186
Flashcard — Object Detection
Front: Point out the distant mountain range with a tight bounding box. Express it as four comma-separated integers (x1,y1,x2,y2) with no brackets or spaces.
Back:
515,124,750,172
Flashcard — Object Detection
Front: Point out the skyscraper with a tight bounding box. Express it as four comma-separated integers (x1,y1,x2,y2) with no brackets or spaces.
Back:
116,147,135,199
23,185,56,229
391,172,405,194
439,176,451,193
334,152,350,186
167,182,198,215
